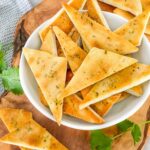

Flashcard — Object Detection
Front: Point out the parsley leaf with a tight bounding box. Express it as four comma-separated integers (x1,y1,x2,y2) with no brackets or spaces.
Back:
131,124,141,145
117,119,134,132
90,130,112,150
0,68,23,95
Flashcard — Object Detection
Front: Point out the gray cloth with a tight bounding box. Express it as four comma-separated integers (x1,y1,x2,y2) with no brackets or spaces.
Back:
0,0,41,94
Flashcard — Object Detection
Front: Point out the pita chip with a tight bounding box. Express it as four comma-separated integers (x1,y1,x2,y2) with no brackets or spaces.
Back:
40,27,57,56
53,26,87,73
126,85,143,97
60,47,137,98
0,108,32,150
91,93,121,116
116,92,130,103
141,0,150,34
100,0,142,16
115,10,150,46
0,120,68,150
80,63,150,109
64,95,104,123
23,48,67,125
39,0,87,41
63,4,138,54
86,0,110,29
0,108,32,132
113,8,134,20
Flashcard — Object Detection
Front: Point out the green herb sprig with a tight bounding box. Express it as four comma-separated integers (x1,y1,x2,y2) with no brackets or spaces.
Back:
90,119,150,150
0,42,23,95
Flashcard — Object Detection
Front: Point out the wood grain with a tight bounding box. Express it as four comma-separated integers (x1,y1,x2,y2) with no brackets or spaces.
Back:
0,0,149,149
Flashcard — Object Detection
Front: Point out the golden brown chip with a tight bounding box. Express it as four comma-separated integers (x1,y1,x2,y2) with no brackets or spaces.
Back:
23,48,67,125
0,120,68,150
80,63,150,109
115,10,150,46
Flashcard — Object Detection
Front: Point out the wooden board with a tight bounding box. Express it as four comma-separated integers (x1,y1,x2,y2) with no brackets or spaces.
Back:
0,0,149,149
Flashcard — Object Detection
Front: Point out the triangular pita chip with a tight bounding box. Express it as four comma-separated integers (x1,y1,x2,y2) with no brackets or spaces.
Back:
0,108,32,132
100,0,142,16
91,93,121,116
39,0,87,41
23,48,67,124
0,120,68,150
40,27,57,55
141,0,150,34
86,0,110,29
115,10,150,46
60,47,137,98
0,108,32,150
64,94,104,123
116,92,130,103
126,85,143,97
80,63,150,109
53,26,87,73
63,4,138,54
113,8,134,20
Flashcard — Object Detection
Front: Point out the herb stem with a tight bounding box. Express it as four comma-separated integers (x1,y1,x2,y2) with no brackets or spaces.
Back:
112,127,132,140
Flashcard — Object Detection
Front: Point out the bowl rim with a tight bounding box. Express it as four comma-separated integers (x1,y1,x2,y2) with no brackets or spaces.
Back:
20,11,150,130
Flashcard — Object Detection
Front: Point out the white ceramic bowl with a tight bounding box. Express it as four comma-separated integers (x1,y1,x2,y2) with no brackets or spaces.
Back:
20,11,150,130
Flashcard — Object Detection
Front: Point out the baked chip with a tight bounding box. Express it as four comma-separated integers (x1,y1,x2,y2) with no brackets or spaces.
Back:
80,63,150,109
115,10,150,46
23,48,67,125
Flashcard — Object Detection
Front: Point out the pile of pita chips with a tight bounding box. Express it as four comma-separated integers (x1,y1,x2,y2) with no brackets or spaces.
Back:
39,0,87,41
59,47,137,98
23,0,150,125
63,4,138,54
0,108,68,150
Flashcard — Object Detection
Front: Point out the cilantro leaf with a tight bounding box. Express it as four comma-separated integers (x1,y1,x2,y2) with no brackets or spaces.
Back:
90,130,112,150
117,120,134,132
131,124,141,145
0,67,23,95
